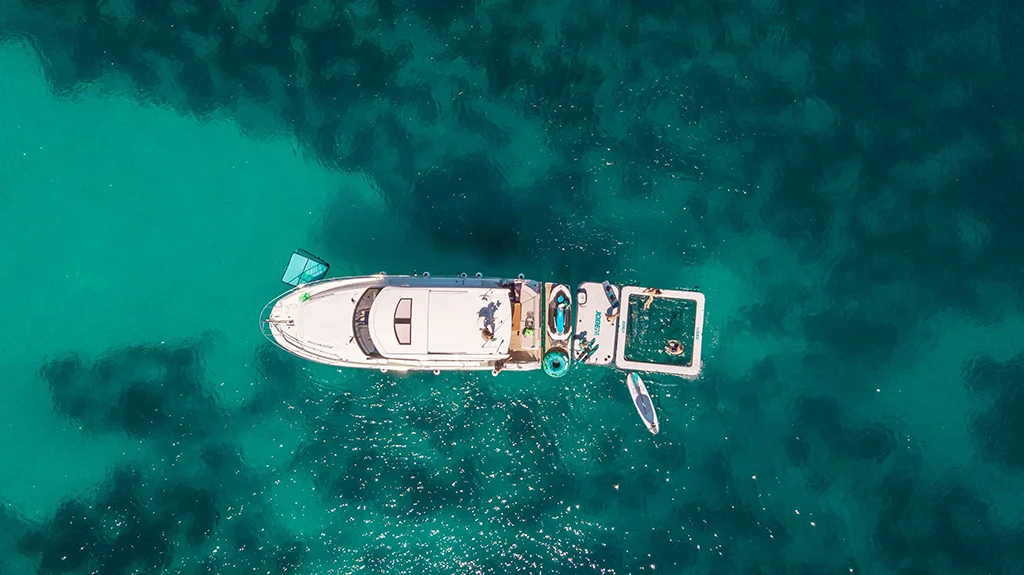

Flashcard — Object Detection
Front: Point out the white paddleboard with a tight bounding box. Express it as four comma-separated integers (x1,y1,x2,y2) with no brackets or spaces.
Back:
626,372,659,435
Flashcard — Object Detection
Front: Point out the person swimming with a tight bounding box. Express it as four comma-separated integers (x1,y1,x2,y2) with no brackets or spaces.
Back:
643,287,663,310
665,339,684,356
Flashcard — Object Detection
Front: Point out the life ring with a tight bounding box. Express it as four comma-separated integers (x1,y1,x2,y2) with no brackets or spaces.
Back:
542,348,570,378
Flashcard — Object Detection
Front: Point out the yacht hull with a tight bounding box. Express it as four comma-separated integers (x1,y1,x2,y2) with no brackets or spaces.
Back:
259,261,706,380
260,274,544,373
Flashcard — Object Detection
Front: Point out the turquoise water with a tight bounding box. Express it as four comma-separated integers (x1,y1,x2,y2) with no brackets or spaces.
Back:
2,0,1024,573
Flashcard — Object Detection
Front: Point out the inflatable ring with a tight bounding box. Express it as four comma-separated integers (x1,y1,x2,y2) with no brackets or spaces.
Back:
542,348,570,378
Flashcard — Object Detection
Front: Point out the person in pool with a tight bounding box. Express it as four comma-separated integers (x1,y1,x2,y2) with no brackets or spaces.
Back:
643,288,663,310
665,339,684,356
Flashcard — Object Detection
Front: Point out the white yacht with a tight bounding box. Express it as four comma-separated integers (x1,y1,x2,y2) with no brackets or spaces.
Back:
260,250,705,379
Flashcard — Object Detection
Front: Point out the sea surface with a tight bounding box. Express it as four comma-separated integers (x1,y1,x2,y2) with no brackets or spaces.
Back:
2,0,1023,573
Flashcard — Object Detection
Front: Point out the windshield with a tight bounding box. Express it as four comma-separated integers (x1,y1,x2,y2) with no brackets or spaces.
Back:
352,287,382,357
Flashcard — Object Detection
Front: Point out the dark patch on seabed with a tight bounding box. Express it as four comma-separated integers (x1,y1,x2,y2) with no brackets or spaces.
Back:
30,337,309,574
5,0,1024,572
